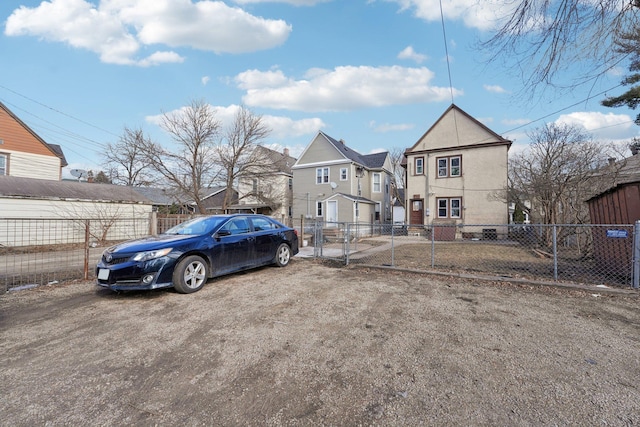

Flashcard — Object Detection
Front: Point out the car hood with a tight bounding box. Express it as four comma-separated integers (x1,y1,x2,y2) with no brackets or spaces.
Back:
107,234,201,254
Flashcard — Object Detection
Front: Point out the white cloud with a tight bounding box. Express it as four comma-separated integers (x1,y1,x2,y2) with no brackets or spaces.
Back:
233,0,331,4
137,51,185,67
483,84,508,94
145,103,324,139
5,0,291,66
202,76,211,85
369,120,415,133
385,0,515,31
556,111,636,140
235,65,462,112
397,46,427,64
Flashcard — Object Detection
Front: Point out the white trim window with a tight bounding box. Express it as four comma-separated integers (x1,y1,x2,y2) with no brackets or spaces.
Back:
415,157,424,175
340,167,348,181
0,154,6,175
316,201,323,217
316,167,329,184
437,155,462,178
437,197,462,218
372,172,381,192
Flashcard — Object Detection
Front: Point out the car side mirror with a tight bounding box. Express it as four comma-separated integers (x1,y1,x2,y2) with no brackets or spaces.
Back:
215,229,231,238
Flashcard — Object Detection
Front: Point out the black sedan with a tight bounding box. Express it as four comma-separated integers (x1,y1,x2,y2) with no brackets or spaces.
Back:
96,214,299,294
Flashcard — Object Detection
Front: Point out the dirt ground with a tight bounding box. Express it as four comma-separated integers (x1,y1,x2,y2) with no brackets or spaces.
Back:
1,257,640,426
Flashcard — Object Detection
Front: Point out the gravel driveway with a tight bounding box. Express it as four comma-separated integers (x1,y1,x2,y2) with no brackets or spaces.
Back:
1,258,639,426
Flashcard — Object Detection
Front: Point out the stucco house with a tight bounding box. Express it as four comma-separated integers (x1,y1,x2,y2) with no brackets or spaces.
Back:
404,104,511,235
0,101,68,180
292,131,393,225
232,146,296,222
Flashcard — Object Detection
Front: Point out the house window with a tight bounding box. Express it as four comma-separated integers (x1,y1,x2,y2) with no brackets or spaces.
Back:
252,178,258,193
451,156,461,176
373,173,381,192
415,157,424,175
437,198,462,218
437,155,462,178
0,154,6,175
288,178,293,190
340,168,348,181
316,167,329,184
316,201,323,217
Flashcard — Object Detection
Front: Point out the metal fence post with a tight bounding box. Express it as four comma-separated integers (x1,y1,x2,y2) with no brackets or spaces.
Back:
84,220,90,280
345,223,350,266
634,220,640,289
431,226,435,268
391,223,395,267
553,224,558,281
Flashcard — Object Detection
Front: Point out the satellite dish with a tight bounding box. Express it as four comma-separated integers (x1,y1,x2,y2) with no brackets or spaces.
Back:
70,169,88,180
330,182,338,189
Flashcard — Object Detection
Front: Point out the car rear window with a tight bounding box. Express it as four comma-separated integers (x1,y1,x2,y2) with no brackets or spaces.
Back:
251,217,278,231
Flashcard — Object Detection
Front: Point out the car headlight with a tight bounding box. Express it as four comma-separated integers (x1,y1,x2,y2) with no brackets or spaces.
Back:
132,248,173,262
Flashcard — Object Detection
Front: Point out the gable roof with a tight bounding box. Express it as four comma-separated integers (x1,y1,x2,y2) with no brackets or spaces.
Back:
295,131,388,170
324,192,375,204
362,151,389,169
0,176,152,203
0,102,68,167
255,145,297,174
407,103,511,154
320,132,369,166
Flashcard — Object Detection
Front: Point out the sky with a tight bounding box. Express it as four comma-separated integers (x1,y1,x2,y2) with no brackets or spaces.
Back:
1,0,638,180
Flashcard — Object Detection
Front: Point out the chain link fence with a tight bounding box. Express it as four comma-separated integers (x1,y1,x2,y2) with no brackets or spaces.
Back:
0,217,151,292
3,216,638,292
292,219,639,289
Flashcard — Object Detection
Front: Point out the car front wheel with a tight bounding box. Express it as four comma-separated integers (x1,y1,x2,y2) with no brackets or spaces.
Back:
173,255,208,294
274,243,291,267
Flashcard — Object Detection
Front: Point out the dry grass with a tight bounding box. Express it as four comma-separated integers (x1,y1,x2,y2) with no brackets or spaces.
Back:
351,239,629,286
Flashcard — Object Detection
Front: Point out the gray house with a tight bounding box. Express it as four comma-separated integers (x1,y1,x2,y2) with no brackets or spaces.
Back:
292,131,393,225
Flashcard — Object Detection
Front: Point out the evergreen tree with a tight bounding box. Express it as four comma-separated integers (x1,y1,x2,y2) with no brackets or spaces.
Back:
602,30,640,124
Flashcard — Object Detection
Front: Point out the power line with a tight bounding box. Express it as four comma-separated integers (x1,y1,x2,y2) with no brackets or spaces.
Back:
439,0,455,104
500,83,626,136
0,84,119,138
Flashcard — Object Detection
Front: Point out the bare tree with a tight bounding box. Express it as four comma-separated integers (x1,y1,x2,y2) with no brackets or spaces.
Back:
509,123,615,228
481,1,640,98
142,99,222,214
103,126,155,186
216,106,272,211
389,147,406,207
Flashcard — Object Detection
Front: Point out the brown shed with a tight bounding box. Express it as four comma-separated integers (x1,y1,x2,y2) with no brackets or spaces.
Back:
586,154,640,278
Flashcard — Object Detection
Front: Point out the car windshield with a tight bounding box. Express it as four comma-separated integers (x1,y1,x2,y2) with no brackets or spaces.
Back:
165,216,227,235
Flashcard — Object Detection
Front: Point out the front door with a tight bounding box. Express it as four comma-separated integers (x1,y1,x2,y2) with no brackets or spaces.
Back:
410,199,423,225
326,200,338,226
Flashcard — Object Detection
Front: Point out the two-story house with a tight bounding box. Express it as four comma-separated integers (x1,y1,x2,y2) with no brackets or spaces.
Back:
0,101,67,179
234,146,296,222
404,104,511,234
292,131,393,225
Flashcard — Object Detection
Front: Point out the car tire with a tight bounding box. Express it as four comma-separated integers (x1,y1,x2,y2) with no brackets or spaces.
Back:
274,243,291,267
173,255,208,294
